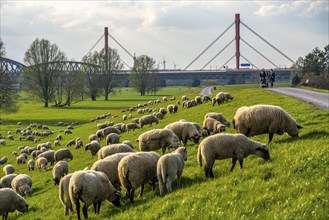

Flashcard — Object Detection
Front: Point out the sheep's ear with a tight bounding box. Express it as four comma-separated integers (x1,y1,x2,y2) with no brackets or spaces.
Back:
136,139,139,142
297,124,303,129
183,147,187,152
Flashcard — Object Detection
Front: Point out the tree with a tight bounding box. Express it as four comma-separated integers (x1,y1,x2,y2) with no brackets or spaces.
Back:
302,47,326,75
129,55,158,96
0,38,5,57
82,52,101,101
21,38,66,107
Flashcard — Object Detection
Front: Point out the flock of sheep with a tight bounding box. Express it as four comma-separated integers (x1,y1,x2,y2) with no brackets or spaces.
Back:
0,89,303,220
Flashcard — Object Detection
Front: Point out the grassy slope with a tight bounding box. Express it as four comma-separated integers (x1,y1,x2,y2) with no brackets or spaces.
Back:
0,85,328,220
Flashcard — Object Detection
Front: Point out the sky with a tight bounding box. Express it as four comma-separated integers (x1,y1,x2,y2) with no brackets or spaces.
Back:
0,0,328,70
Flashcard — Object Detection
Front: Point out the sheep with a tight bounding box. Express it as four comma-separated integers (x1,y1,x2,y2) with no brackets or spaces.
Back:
54,148,74,162
12,151,18,157
36,157,48,171
122,140,134,149
0,156,8,165
55,134,63,141
122,115,127,121
137,129,180,154
157,147,187,196
0,188,29,220
159,108,167,116
212,92,225,106
205,112,230,128
190,122,209,138
139,115,159,128
98,144,136,159
91,152,135,190
8,135,14,140
3,165,15,175
194,96,202,104
203,117,226,135
53,161,69,185
85,140,101,156
88,134,99,143
106,133,120,145
54,140,61,147
131,118,140,124
37,150,55,165
11,174,32,197
59,173,73,216
167,104,177,114
232,104,303,143
0,174,18,188
223,92,234,101
202,95,211,102
155,112,164,120
197,133,270,178
164,121,201,146
64,129,72,135
27,159,35,171
182,95,189,101
0,139,6,146
100,127,121,140
16,155,26,165
68,170,120,220
66,139,76,147
162,96,168,101
182,100,192,108
125,123,140,133
75,139,83,149
118,152,160,203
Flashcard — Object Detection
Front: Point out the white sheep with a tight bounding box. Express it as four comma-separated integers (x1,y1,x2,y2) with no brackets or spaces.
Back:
122,115,127,121
164,121,201,146
203,117,226,135
0,188,29,220
27,159,35,171
205,112,231,127
139,115,159,128
88,134,99,142
36,157,48,172
66,139,76,147
137,129,181,154
101,127,121,140
197,133,270,178
155,112,164,120
125,123,140,133
54,140,61,147
3,165,15,175
75,139,83,149
11,174,33,197
0,174,18,188
106,133,120,145
59,173,73,216
98,144,136,159
157,147,187,196
0,139,6,146
69,170,120,220
53,161,69,185
194,96,202,104
85,140,101,157
232,104,303,143
118,152,160,203
37,150,55,165
122,140,134,149
16,155,26,165
54,148,74,162
0,156,8,165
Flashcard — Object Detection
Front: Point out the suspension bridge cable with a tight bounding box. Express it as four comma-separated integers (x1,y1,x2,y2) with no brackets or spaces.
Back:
108,33,134,59
201,38,235,70
240,53,258,69
83,34,103,58
241,37,278,68
184,21,235,70
120,57,131,69
219,54,235,70
241,21,294,63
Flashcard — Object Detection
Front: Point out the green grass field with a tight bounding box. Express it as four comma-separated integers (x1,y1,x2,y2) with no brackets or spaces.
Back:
0,85,328,220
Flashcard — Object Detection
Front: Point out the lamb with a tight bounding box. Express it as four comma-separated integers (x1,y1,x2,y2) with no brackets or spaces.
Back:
197,133,270,178
164,121,200,146
137,129,180,154
0,188,29,220
106,133,120,145
54,148,74,162
139,115,159,128
203,117,226,135
0,156,7,165
37,150,55,165
66,139,76,147
75,139,83,149
125,123,140,133
27,159,35,171
98,144,136,159
88,134,99,142
59,173,73,216
36,157,48,171
68,170,120,220
91,152,135,190
0,174,18,188
232,104,303,143
3,165,15,175
16,155,26,165
205,112,231,127
118,152,160,203
157,147,187,196
53,161,69,185
11,174,33,197
85,140,101,156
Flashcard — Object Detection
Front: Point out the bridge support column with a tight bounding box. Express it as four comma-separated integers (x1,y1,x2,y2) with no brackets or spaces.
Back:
235,14,240,69
104,27,109,71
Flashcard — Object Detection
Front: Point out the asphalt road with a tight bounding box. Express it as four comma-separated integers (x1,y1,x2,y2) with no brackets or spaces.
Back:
198,86,215,96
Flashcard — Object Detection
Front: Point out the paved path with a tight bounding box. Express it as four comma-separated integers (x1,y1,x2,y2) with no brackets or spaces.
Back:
199,86,214,96
268,87,329,110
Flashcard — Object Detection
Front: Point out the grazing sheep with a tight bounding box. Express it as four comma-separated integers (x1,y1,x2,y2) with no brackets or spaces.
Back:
37,150,55,165
54,148,74,162
155,112,164,120
27,159,35,171
212,92,225,106
3,165,15,175
131,118,140,124
91,152,135,190
137,129,180,154
159,108,167,116
59,173,73,216
12,151,18,157
203,117,226,135
139,115,159,128
223,92,234,101
106,133,120,145
98,144,136,159
182,95,189,101
56,134,63,141
167,104,178,114
100,127,121,140
85,140,101,156
8,135,14,140
125,123,140,133
36,157,48,171
53,161,69,185
16,155,26,165
122,115,127,121
202,95,211,102
0,139,6,146
182,100,192,108
54,140,61,147
75,139,83,149
190,122,208,138
205,112,231,127
11,174,32,197
164,121,201,146
194,96,202,104
232,104,303,143
157,147,187,196
197,133,270,178
69,170,120,220
162,96,168,101
0,188,29,220
118,152,160,203
122,140,134,149
0,174,18,188
0,156,8,165
66,139,76,147
64,129,72,135
88,134,99,143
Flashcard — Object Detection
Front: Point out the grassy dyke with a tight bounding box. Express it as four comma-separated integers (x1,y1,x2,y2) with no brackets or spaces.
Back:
0,85,328,220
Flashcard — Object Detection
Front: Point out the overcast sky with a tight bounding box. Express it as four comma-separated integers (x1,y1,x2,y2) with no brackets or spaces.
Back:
1,0,328,70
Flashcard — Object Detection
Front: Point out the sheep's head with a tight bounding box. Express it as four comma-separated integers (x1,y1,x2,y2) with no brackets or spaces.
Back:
191,134,200,144
17,199,29,213
53,177,60,185
110,191,121,207
175,147,188,161
255,145,270,161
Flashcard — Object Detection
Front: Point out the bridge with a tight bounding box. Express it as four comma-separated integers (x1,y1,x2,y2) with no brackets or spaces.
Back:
1,14,293,86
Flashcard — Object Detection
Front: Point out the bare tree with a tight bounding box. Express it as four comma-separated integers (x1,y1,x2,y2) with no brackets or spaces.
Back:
82,52,101,101
22,38,66,107
0,38,5,57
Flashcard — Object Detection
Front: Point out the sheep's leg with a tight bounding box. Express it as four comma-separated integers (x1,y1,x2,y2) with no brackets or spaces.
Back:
230,158,237,172
268,133,274,143
93,203,97,214
177,172,182,188
97,201,101,214
82,204,88,219
159,180,164,196
129,188,135,203
75,200,81,220
166,179,172,193
238,159,243,169
183,138,187,146
139,184,144,198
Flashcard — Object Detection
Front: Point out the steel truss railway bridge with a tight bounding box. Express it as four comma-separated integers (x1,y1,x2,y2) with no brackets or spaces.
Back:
1,14,293,86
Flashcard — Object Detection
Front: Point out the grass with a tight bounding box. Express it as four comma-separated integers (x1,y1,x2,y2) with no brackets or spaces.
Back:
0,84,328,220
